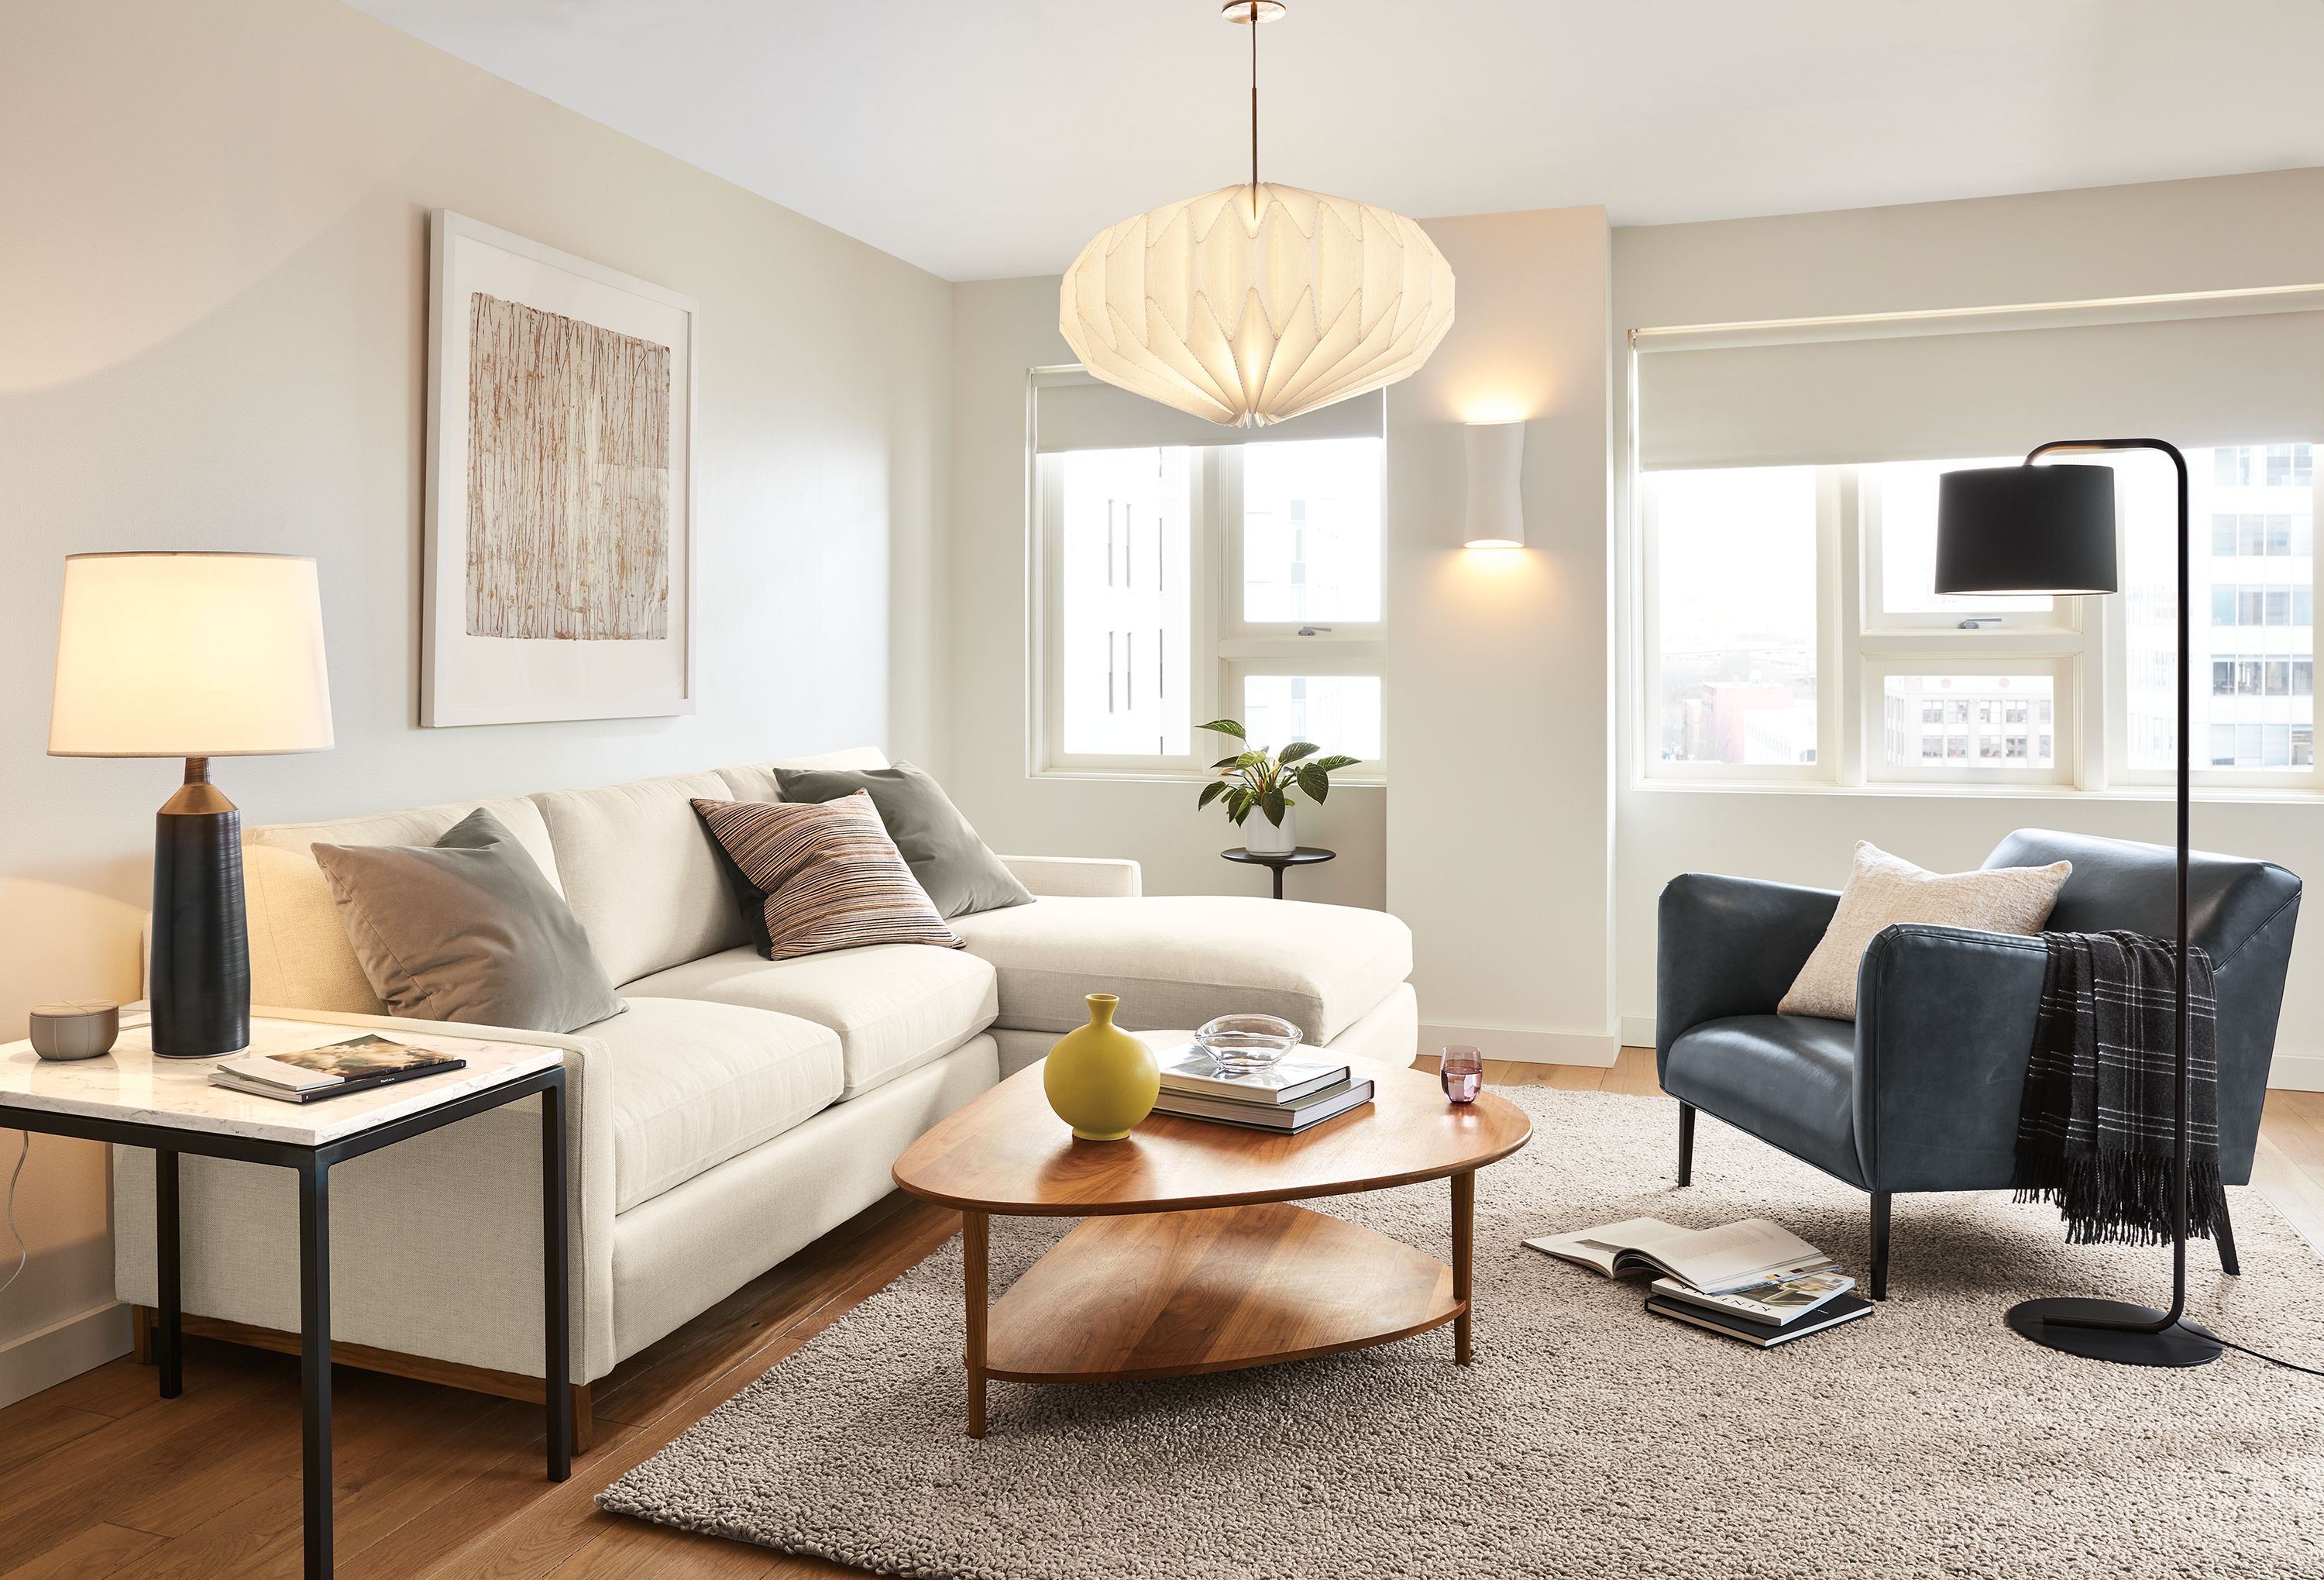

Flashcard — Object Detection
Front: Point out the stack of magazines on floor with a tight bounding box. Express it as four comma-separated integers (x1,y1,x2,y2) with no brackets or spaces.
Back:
1151,1044,1374,1133
1523,1216,1871,1348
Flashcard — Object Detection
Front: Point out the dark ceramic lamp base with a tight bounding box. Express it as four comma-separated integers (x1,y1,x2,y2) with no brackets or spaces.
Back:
2006,1296,2223,1368
150,757,250,1058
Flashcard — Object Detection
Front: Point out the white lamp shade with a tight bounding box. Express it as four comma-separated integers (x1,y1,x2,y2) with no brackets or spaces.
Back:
1061,182,1455,429
50,552,334,757
1463,421,1525,548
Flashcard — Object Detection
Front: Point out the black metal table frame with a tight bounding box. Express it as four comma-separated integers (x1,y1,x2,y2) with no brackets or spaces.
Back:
0,1064,570,1578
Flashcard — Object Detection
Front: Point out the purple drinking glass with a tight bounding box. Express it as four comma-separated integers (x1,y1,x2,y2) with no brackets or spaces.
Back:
1440,1045,1483,1104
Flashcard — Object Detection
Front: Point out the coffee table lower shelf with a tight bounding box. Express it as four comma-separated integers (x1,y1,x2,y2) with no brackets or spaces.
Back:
964,1199,1465,1430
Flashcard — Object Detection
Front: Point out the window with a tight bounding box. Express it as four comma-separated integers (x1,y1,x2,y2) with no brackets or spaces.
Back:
1054,449,1190,759
1037,406,1386,776
1642,444,2315,788
1644,466,1820,768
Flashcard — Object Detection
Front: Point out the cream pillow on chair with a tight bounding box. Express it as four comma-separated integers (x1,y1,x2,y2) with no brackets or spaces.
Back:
1779,841,2071,1021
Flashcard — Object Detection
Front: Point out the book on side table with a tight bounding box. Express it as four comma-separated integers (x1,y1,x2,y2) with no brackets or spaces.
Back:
1150,1045,1373,1133
210,1034,467,1103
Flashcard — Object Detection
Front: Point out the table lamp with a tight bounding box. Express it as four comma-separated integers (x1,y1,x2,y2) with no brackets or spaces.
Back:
48,552,333,1058
1935,439,2221,1368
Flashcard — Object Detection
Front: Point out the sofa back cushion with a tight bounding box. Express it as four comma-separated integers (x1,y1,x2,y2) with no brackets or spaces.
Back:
531,769,744,987
244,793,562,1014
715,747,889,804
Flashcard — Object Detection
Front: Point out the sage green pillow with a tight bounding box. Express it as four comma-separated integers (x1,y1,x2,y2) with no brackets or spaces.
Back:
311,807,626,1033
771,761,1033,919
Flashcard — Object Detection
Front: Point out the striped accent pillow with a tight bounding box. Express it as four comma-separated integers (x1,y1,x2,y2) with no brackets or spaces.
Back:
691,793,964,960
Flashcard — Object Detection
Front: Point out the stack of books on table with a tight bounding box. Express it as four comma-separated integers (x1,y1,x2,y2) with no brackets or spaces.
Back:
1524,1216,1872,1348
1151,1045,1374,1133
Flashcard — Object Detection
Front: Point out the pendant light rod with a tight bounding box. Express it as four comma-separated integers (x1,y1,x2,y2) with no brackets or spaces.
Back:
1224,1,1284,194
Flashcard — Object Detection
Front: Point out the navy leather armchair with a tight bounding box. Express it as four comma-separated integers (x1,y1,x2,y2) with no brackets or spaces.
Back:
1655,829,2301,1299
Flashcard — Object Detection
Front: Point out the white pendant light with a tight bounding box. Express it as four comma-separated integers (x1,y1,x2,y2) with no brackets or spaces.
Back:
1059,2,1455,429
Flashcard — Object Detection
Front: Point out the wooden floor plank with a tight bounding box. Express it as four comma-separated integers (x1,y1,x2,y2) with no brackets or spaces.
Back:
0,1522,164,1580
1600,1046,1664,1096
0,1401,117,1481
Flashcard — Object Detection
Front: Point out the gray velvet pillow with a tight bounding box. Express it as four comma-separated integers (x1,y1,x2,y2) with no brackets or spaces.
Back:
771,760,1033,919
311,807,626,1034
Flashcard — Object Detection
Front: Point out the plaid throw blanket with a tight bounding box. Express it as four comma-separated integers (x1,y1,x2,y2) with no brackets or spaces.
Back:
2013,930,2226,1246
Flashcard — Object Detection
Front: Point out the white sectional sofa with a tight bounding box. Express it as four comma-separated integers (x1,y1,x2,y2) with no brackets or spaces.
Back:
112,749,1416,1437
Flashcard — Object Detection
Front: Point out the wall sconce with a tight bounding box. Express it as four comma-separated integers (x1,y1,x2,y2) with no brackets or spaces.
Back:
1463,420,1525,549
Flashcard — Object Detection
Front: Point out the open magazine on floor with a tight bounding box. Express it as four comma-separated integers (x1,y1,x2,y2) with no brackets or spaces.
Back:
1522,1216,1831,1295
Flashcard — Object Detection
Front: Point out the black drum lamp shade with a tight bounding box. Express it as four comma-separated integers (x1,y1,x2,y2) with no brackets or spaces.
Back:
1934,463,2119,597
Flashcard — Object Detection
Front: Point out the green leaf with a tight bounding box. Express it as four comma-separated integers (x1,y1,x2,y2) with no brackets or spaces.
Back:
1210,755,1244,770
1197,781,1226,811
1235,750,1267,770
1226,786,1253,818
1262,790,1287,827
1309,755,1361,773
1277,741,1320,765
1296,765,1329,803
1198,718,1246,741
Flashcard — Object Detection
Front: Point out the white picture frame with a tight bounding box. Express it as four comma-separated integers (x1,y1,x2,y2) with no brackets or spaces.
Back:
422,211,699,726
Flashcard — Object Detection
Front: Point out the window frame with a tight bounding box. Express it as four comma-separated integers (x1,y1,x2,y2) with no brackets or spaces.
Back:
1640,459,2110,790
1031,425,1389,785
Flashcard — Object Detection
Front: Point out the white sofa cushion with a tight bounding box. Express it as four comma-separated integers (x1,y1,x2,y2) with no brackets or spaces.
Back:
586,996,843,1213
621,943,998,1099
244,794,562,1016
951,895,1412,1046
715,747,889,805
531,769,744,986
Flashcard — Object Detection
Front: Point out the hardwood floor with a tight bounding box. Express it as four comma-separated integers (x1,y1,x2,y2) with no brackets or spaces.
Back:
6,1048,2323,1578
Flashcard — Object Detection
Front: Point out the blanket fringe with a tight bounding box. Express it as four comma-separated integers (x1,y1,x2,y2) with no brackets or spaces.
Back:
2013,1141,2224,1248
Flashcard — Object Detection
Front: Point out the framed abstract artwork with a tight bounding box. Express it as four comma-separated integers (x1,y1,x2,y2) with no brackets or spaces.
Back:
422,211,697,725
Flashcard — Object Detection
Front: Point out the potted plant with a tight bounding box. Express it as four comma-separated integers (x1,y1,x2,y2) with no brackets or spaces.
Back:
1195,719,1361,855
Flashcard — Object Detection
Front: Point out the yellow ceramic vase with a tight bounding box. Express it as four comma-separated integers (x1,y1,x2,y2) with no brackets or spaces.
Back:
1042,993,1160,1141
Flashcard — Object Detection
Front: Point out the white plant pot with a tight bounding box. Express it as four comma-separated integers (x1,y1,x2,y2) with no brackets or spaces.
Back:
1243,806,1297,855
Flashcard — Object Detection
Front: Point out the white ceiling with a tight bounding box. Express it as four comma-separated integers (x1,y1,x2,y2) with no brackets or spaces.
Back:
354,0,2324,282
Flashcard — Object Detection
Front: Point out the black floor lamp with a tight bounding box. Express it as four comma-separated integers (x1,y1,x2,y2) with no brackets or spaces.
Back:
1934,439,2222,1368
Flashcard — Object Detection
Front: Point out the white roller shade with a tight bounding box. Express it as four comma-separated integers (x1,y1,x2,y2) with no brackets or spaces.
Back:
1636,302,2324,471
1035,374,1382,454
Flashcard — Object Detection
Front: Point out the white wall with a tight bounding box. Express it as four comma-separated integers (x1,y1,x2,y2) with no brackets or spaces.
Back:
1386,209,1618,1065
0,0,953,1406
1613,168,2324,1083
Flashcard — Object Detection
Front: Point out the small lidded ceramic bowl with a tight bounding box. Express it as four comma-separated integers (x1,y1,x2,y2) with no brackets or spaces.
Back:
1194,1013,1302,1072
29,1002,119,1062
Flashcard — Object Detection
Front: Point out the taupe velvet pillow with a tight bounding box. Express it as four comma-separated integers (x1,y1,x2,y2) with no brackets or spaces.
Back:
771,760,1032,919
311,807,626,1033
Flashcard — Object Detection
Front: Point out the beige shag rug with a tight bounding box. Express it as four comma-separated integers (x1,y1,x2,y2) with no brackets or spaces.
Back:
599,1087,2324,1579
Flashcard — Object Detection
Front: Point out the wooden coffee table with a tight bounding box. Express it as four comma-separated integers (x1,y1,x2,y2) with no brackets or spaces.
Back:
892,1052,1531,1437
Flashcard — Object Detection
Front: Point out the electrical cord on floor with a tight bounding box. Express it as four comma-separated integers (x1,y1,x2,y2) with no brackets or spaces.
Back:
0,1132,26,1300
2199,1324,2324,1377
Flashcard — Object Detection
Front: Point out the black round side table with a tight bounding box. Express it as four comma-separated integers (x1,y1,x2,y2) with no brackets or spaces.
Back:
1220,845,1336,900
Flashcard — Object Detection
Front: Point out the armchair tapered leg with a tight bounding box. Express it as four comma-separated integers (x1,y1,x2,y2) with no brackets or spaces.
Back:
1869,1192,1891,1301
2215,1194,2241,1277
1676,1103,1695,1187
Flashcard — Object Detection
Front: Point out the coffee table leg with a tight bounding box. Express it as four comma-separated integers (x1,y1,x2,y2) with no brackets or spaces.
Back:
1452,1170,1474,1365
963,1210,989,1438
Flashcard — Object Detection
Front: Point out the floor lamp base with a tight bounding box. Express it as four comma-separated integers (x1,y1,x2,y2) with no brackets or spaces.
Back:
2006,1297,2222,1368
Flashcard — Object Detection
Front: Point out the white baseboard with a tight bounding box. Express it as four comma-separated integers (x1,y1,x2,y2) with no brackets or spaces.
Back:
1618,1015,1656,1050
0,1301,132,1411
1421,1022,1620,1068
2268,1052,2324,1093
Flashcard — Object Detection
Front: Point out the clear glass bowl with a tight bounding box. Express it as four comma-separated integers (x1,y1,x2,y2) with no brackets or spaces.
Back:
1195,1013,1303,1072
